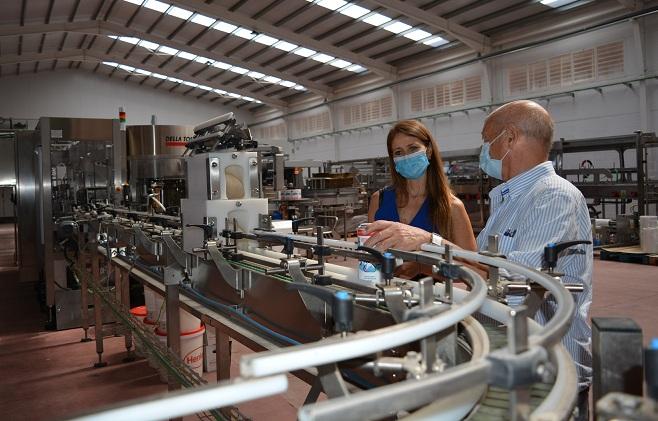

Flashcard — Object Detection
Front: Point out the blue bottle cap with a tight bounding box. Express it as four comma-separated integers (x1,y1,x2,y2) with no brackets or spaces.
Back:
335,290,350,300
547,242,556,248
383,252,393,258
650,338,658,350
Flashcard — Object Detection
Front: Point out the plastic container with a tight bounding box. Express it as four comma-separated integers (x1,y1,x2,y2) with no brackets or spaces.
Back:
144,287,156,320
129,306,147,323
356,223,381,285
640,216,658,252
641,227,658,254
155,324,206,378
150,292,201,332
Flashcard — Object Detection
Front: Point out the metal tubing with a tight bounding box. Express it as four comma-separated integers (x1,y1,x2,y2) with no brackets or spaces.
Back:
240,266,486,377
69,375,288,421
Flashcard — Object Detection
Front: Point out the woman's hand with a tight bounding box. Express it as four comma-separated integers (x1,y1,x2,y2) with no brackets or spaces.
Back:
364,220,432,251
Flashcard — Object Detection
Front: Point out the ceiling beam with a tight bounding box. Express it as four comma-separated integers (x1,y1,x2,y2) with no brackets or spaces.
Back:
616,0,644,10
0,48,287,108
169,0,397,80
368,0,491,53
0,20,332,97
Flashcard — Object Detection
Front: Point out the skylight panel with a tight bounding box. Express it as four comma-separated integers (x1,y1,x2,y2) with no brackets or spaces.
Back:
340,4,369,19
212,61,232,70
157,46,179,55
234,27,257,39
167,77,183,83
194,56,214,64
227,92,242,98
312,53,334,63
242,96,255,101
214,89,227,94
293,47,316,57
363,13,391,27
119,36,140,44
230,66,249,75
135,68,151,75
118,64,135,72
152,73,167,79
214,21,237,33
329,59,351,68
143,0,169,13
422,36,448,47
293,85,306,91
181,81,198,87
138,40,160,50
273,41,298,52
383,21,411,34
166,6,193,20
404,29,432,41
247,71,265,79
263,76,281,83
317,0,347,10
254,34,278,46
123,0,143,5
346,64,366,73
190,13,216,27
279,80,296,88
102,61,119,67
177,51,196,61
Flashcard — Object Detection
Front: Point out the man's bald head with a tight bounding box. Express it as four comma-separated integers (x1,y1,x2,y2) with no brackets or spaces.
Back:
484,100,554,156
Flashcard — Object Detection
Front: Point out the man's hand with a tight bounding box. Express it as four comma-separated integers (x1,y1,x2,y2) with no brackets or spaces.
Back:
364,220,432,251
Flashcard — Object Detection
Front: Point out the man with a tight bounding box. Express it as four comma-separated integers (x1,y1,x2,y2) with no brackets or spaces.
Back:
366,100,592,419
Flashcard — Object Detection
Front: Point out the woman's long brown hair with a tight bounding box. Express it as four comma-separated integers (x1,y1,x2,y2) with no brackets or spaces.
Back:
386,120,453,240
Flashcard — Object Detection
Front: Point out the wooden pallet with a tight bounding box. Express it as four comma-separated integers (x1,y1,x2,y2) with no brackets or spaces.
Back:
600,246,658,266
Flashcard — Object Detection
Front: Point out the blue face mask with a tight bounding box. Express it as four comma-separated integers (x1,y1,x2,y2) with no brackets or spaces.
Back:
394,150,430,180
479,130,510,180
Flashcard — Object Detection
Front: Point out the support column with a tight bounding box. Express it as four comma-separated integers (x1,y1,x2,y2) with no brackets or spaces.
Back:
216,329,231,382
79,250,92,342
92,252,107,368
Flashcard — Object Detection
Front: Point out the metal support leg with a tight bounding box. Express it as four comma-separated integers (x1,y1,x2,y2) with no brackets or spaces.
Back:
419,278,437,373
118,268,135,362
92,253,107,368
508,306,530,421
79,251,92,342
216,330,231,382
165,282,181,395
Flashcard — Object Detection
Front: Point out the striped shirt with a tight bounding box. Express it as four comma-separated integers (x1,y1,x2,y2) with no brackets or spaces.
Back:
476,161,593,390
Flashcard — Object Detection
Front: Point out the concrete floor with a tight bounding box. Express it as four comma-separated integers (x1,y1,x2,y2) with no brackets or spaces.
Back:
0,219,656,420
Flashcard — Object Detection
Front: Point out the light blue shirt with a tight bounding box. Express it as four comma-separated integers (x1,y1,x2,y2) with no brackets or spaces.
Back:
476,161,593,389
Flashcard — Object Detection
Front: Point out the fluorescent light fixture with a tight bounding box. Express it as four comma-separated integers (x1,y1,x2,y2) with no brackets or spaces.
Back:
166,6,193,20
273,41,297,52
194,56,213,64
404,29,432,41
152,73,167,79
118,64,135,72
102,61,118,67
317,0,346,10
247,71,265,79
230,66,249,74
422,36,448,47
182,81,198,87
383,21,412,34
346,64,366,72
212,61,232,70
279,80,296,87
254,34,278,46
329,59,351,68
135,68,151,75
263,76,281,83
340,4,369,18
198,85,213,90
541,0,577,6
234,27,257,39
363,13,391,27
312,53,334,63
167,77,183,83
123,0,143,5
138,40,160,50
143,0,168,13
157,46,179,55
214,21,237,33
190,13,216,27
293,47,316,57
177,51,196,61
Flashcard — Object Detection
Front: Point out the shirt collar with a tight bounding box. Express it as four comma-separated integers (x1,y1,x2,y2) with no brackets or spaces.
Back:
489,161,555,202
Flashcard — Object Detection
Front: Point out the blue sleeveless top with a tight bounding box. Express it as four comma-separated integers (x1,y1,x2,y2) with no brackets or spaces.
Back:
374,187,434,233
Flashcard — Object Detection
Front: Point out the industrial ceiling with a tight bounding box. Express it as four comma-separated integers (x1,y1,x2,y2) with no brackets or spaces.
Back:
0,0,654,114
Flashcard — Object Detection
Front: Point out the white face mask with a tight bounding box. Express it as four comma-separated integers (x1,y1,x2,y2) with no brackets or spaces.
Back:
479,130,510,180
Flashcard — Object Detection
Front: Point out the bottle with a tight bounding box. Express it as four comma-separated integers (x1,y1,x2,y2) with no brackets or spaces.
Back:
356,223,381,285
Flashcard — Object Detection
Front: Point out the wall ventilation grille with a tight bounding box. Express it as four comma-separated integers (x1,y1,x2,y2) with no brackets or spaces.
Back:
342,96,393,126
291,111,331,138
410,75,482,113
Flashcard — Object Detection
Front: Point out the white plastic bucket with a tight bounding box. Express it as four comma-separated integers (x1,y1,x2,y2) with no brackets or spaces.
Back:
155,324,206,377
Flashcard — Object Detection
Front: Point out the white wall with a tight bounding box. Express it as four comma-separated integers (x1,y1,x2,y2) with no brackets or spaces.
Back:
0,69,252,127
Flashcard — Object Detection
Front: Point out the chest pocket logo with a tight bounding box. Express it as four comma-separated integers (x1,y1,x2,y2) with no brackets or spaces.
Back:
503,229,517,238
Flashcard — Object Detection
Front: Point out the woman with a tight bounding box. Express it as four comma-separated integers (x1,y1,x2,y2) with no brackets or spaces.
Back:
366,120,476,277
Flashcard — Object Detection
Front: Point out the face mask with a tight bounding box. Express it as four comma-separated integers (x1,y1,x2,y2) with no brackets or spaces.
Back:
394,150,430,180
479,130,510,180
